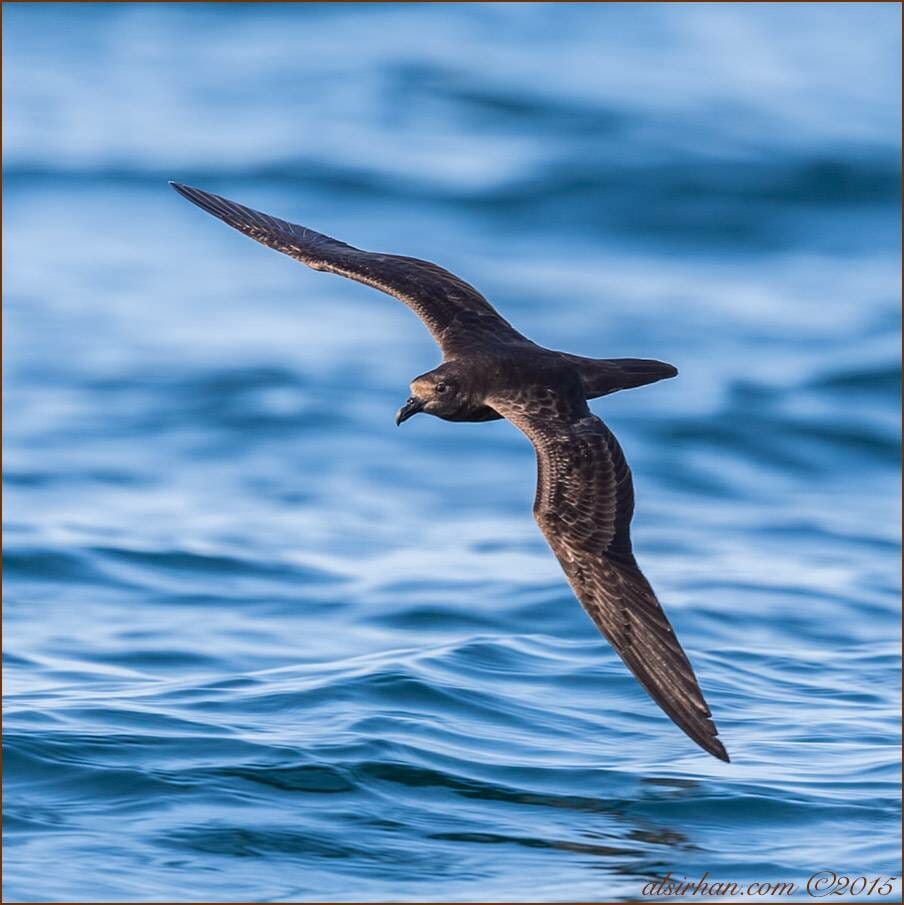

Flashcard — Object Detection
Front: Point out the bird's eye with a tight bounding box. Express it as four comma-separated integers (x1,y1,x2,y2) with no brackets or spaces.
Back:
435,382,448,394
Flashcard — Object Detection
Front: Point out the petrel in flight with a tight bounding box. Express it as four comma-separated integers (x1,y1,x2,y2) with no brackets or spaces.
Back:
171,182,729,763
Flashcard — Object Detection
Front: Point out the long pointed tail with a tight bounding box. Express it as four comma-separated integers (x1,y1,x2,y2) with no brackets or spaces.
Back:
563,356,678,399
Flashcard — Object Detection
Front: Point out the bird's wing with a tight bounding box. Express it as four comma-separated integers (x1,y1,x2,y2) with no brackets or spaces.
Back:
170,182,525,354
489,384,729,762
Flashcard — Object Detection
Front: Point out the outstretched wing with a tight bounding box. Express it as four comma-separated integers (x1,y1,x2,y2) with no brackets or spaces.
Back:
490,384,729,762
170,182,524,355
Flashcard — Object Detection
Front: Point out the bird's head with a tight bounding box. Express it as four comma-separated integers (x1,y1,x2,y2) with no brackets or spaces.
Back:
396,364,476,424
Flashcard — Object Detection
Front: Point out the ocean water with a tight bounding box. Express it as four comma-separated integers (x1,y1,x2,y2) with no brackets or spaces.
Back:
2,3,901,902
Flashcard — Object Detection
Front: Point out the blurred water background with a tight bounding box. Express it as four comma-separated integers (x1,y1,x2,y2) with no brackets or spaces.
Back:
3,3,901,902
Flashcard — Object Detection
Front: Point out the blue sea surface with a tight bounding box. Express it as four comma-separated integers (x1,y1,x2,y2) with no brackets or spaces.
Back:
3,3,901,902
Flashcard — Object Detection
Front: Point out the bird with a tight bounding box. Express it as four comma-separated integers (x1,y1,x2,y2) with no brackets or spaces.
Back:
170,181,730,763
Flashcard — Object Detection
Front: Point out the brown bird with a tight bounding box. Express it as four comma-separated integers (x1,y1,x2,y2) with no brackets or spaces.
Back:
171,181,730,763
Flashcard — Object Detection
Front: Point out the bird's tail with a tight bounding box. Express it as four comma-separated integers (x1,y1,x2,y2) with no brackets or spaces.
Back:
564,356,678,399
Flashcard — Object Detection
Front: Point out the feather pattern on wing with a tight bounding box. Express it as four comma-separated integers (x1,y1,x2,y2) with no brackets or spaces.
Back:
170,182,525,355
490,383,729,762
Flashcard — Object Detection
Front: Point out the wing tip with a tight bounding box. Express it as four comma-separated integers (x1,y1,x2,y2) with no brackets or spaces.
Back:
705,735,731,763
686,710,730,762
169,180,205,206
169,181,244,229
169,180,220,203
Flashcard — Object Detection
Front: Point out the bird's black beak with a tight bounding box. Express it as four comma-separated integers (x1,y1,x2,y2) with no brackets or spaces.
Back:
395,397,424,426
